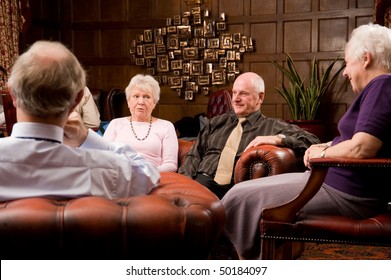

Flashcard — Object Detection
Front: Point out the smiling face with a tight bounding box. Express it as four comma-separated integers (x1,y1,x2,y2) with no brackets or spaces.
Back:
127,87,156,121
231,73,264,117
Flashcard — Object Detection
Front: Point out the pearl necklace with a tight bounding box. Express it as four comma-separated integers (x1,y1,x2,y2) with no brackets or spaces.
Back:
129,116,152,141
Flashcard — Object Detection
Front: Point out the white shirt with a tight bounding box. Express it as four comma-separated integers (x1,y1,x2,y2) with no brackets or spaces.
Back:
0,122,160,201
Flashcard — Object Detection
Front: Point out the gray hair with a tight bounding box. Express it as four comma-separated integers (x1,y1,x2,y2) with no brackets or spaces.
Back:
7,40,86,118
346,23,391,71
125,74,160,103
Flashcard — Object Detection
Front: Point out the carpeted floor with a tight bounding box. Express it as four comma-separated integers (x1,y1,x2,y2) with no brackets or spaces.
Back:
210,236,391,260
298,243,391,260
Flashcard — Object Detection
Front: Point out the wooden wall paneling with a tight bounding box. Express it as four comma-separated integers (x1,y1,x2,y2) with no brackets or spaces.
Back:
40,0,373,135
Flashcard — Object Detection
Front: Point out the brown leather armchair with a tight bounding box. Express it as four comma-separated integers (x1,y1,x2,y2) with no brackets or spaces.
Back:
260,157,391,259
0,141,225,260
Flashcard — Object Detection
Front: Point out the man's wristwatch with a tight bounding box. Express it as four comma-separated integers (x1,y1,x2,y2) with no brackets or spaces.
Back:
277,134,286,145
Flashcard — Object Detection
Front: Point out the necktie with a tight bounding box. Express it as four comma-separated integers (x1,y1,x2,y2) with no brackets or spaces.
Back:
214,117,246,185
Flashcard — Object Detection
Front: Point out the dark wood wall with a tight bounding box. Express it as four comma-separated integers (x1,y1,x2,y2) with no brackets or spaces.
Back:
25,0,375,139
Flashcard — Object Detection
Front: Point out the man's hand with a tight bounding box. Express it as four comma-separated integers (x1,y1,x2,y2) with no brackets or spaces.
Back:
244,135,283,151
64,111,88,148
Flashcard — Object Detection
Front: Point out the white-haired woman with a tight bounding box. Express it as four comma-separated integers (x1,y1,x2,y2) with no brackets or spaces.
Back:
104,74,178,172
222,23,391,259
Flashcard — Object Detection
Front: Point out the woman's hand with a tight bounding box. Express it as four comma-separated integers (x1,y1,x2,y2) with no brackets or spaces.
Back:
63,111,88,148
303,143,330,167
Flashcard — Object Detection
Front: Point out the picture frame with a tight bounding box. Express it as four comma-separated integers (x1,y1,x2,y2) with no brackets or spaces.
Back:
143,44,156,59
203,20,215,37
183,47,198,60
171,59,183,70
204,49,219,62
156,55,169,72
178,25,192,39
144,29,153,43
190,60,203,75
167,35,179,50
168,76,183,88
221,34,233,49
212,70,226,85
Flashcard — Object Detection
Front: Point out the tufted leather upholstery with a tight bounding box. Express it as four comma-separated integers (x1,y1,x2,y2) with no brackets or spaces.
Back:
259,157,391,259
234,144,303,183
0,172,224,260
206,88,233,119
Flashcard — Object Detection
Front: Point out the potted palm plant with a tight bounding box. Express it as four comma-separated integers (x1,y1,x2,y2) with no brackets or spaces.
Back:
271,53,345,140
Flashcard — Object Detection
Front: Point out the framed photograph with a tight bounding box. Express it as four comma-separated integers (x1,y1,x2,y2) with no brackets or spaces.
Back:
207,38,220,49
166,18,172,26
154,28,162,37
204,9,209,18
156,45,166,53
135,58,145,66
146,59,152,67
183,63,190,74
199,38,206,49
233,33,241,44
147,68,155,75
241,35,248,47
171,59,183,70
183,47,198,60
194,27,203,37
168,76,183,88
227,73,236,82
185,90,194,101
198,75,210,85
136,34,144,43
203,20,215,37
216,22,226,31
204,49,219,62
193,13,202,25
173,15,181,25
182,17,189,25
190,60,203,75
221,34,233,49
178,25,191,39
167,35,179,50
144,29,153,43
192,7,201,14
212,70,226,85
219,57,227,68
136,45,143,56
205,63,213,74
155,36,164,45
157,55,169,72
228,62,236,73
219,13,226,21
227,50,236,61
180,41,188,47
167,26,177,34
186,81,196,90
143,44,156,59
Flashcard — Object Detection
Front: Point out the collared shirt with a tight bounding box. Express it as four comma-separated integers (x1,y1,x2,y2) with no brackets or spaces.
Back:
0,122,160,202
178,110,320,178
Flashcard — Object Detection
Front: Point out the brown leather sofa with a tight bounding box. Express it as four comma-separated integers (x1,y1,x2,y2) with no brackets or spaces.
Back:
0,141,225,260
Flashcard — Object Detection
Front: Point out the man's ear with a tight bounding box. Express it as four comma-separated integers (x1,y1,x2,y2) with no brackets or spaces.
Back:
257,91,265,104
70,88,84,112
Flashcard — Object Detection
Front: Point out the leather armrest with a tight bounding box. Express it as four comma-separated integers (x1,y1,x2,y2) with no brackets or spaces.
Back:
262,157,391,224
234,144,301,184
